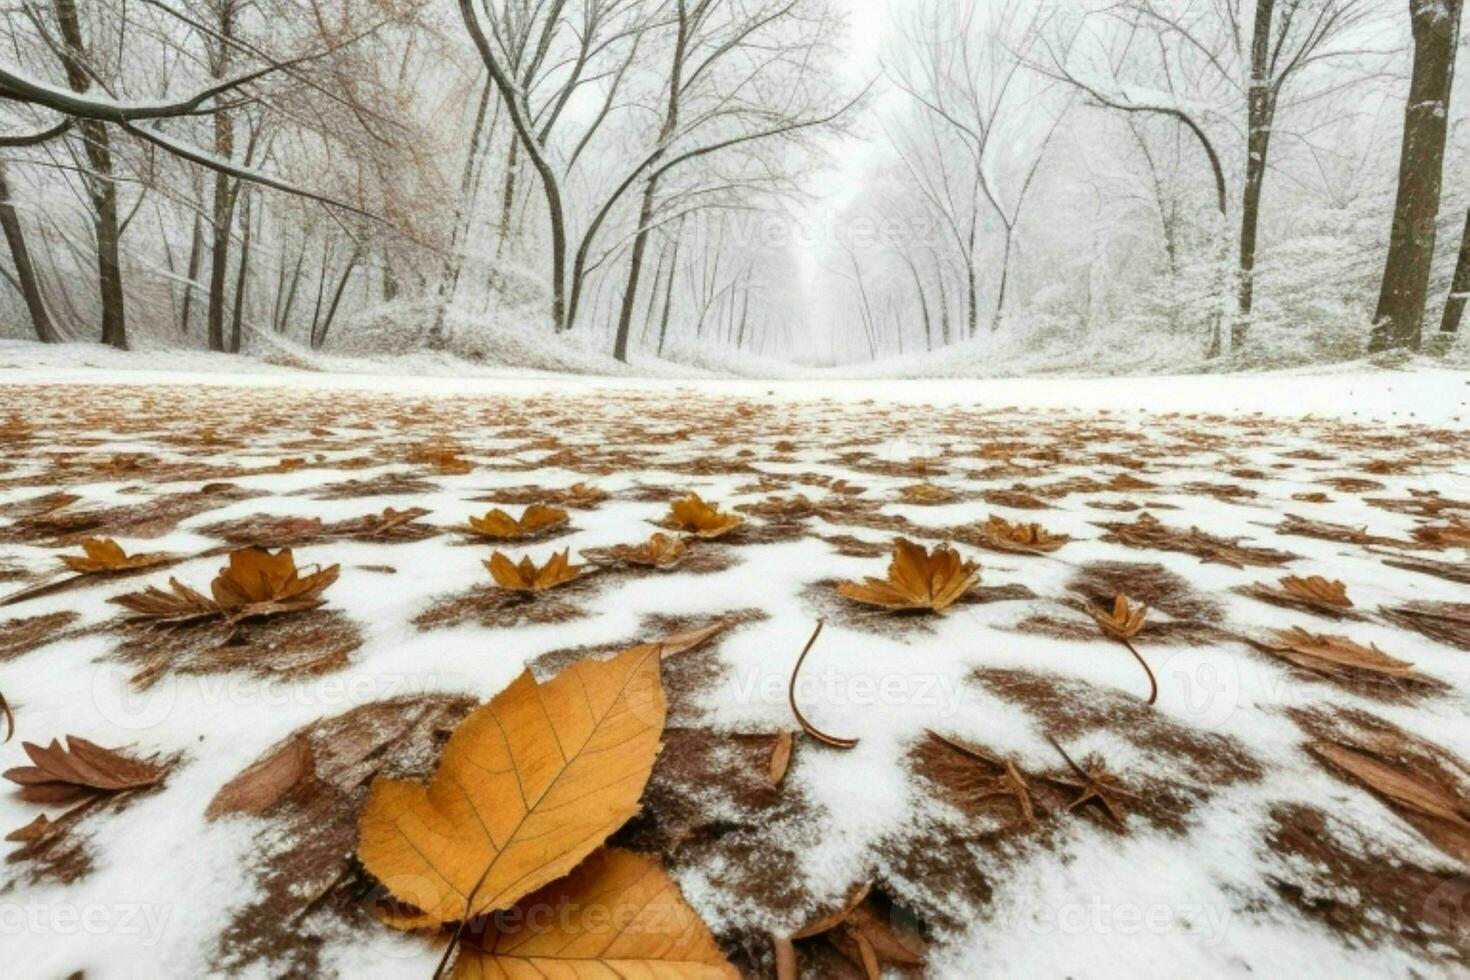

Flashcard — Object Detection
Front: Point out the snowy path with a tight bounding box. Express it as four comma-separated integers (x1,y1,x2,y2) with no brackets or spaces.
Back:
0,371,1466,979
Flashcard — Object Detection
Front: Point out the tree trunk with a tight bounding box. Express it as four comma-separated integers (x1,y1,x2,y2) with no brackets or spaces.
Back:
181,212,204,335
276,239,306,334
313,247,361,350
431,78,496,348
736,281,751,350
612,175,660,362
308,240,331,345
903,254,932,351
1235,0,1278,351
229,190,253,353
657,222,683,356
0,163,61,342
53,0,126,349
1372,0,1464,352
992,230,1014,332
937,272,952,347
1441,207,1470,333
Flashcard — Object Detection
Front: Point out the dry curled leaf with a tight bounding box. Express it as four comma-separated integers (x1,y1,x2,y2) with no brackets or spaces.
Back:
768,731,794,787
205,737,315,819
603,532,687,568
357,644,666,927
562,482,609,507
1263,627,1424,684
4,737,169,805
1309,741,1470,864
210,547,340,620
666,493,744,539
484,549,583,593
898,483,958,504
1043,737,1134,830
1412,517,1470,548
465,505,568,541
1278,575,1353,609
1088,594,1147,641
452,848,737,978
110,576,220,625
836,538,979,612
789,882,924,978
59,538,171,574
977,514,1069,554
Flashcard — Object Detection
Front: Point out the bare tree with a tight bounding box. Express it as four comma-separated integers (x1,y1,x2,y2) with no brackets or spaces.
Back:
1371,0,1463,352
607,0,852,361
1441,207,1470,335
886,0,1062,337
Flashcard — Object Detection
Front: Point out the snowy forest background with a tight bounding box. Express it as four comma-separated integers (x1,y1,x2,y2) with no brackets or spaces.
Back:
1,0,1468,376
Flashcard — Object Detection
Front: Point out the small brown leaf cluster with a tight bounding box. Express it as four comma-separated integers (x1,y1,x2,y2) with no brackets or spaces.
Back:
60,538,171,575
977,514,1069,554
485,549,584,592
838,538,980,613
112,548,339,624
466,504,569,541
665,492,745,539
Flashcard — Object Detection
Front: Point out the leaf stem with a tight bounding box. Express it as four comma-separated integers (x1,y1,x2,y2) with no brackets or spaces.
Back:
787,619,858,750
1120,637,1158,706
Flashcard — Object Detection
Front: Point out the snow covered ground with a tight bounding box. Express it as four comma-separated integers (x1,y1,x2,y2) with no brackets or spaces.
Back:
0,356,1466,979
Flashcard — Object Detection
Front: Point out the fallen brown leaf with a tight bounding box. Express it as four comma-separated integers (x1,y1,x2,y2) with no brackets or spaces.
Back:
357,644,666,927
111,576,220,625
60,538,171,574
975,514,1069,554
4,737,169,805
837,538,979,613
453,848,737,978
484,549,584,592
1262,627,1427,686
1309,740,1470,864
768,731,794,787
465,504,569,541
666,493,744,539
206,738,315,819
600,532,687,568
789,882,924,978
210,547,340,621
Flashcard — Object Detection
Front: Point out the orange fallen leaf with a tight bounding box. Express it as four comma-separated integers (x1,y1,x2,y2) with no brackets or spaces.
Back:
1086,596,1157,705
1087,594,1147,641
357,644,665,927
466,505,568,541
977,515,1069,554
837,538,979,612
1264,627,1423,684
210,547,340,620
768,731,794,787
484,549,583,592
452,849,737,978
60,538,171,574
898,483,957,504
666,493,744,539
603,532,687,568
111,577,220,624
1278,575,1352,609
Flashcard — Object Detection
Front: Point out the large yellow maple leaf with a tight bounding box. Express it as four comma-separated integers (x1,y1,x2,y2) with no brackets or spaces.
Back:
357,644,666,926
